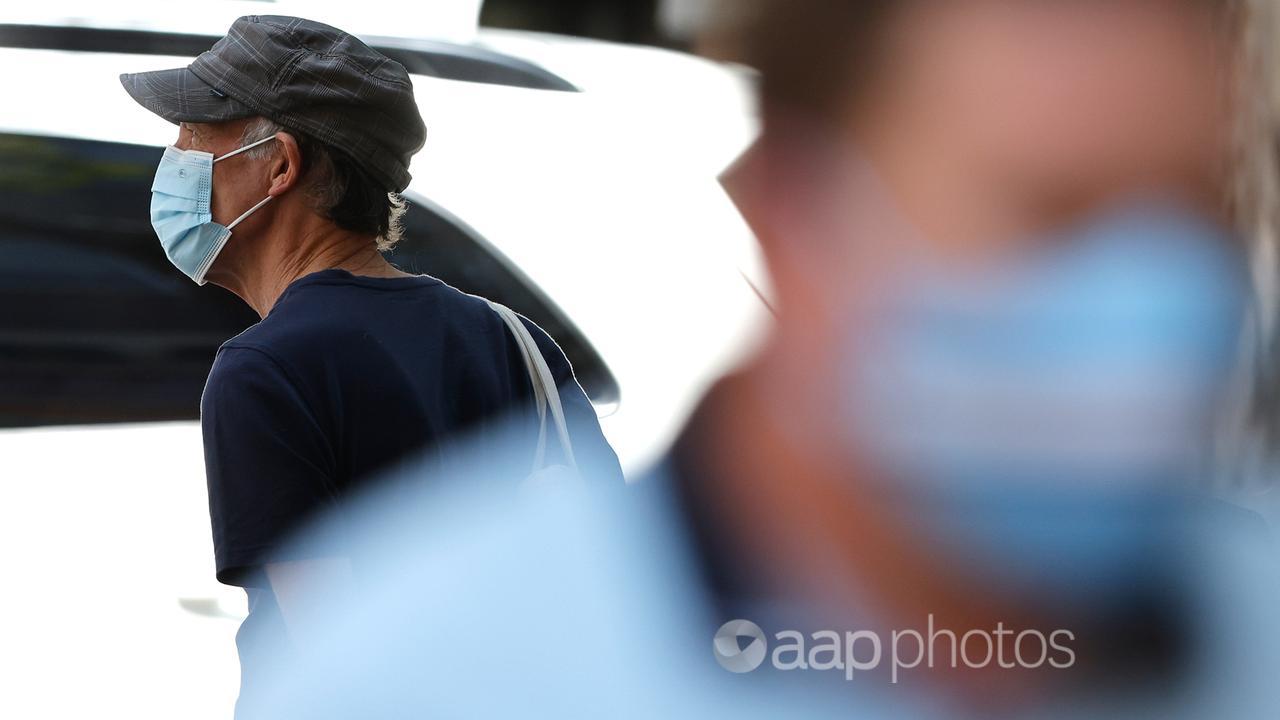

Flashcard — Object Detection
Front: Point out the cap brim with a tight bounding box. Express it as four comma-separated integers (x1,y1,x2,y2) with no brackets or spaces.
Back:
119,66,256,125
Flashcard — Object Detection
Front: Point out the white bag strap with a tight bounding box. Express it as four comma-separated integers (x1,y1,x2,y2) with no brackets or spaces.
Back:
487,301,578,474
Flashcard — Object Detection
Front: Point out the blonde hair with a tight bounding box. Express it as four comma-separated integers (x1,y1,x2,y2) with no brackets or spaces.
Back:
1219,0,1280,489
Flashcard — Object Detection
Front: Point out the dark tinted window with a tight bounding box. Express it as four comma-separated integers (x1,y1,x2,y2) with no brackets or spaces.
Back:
0,133,616,427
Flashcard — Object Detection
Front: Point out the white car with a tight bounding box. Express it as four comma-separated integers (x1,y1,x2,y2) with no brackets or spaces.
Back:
0,4,765,718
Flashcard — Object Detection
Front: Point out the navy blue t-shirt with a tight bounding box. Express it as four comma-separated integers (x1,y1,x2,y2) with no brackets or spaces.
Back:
199,269,622,709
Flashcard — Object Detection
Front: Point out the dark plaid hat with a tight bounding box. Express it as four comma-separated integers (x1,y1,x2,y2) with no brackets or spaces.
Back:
120,15,426,193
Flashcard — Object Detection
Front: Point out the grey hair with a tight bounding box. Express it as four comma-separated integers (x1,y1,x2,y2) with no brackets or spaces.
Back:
238,117,407,251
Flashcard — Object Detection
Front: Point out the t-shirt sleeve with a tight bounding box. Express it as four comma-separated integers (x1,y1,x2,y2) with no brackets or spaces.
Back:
519,317,626,484
201,344,338,587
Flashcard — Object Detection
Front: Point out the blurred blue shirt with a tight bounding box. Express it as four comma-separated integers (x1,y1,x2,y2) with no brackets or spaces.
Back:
239,411,1280,719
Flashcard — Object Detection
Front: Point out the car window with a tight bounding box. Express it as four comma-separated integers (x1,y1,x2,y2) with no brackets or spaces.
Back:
0,132,617,427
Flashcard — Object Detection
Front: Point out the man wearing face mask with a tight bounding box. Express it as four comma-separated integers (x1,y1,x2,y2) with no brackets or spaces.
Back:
119,15,622,712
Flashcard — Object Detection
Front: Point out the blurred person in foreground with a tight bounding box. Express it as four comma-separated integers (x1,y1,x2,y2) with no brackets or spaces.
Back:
240,1,1280,718
118,15,621,714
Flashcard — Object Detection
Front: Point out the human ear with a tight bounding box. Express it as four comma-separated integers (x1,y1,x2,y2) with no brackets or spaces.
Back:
267,132,303,198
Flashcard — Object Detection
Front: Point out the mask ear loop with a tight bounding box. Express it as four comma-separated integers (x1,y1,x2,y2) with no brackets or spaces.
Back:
213,134,278,163
215,134,280,229
226,196,273,230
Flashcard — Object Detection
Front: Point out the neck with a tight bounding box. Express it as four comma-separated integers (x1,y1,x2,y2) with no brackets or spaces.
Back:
700,353,1047,698
208,213,410,318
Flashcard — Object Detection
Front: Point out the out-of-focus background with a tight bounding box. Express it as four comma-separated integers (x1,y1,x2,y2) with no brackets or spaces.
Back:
0,1,766,717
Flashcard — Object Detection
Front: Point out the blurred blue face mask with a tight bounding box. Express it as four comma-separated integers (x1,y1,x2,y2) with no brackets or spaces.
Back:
844,204,1246,607
149,134,278,285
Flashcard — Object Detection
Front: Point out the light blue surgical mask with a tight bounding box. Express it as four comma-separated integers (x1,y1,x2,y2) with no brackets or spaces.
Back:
844,204,1247,609
149,134,277,284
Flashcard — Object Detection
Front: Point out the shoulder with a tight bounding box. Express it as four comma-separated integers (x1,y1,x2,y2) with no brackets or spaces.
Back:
243,275,508,350
226,292,366,358
509,311,575,380
207,342,292,388
418,286,569,371
202,342,305,418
